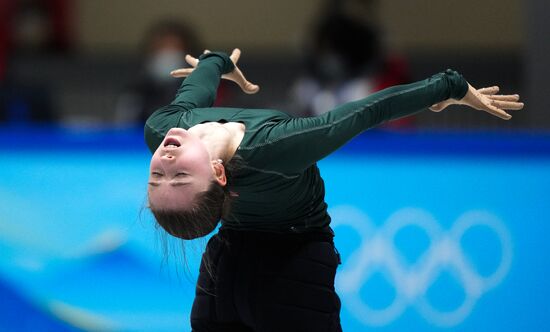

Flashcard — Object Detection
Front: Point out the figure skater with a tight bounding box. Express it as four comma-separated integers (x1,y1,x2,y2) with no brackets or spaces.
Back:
144,49,523,332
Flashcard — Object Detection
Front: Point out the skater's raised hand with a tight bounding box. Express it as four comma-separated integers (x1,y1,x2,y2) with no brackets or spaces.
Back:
430,84,523,120
170,48,260,94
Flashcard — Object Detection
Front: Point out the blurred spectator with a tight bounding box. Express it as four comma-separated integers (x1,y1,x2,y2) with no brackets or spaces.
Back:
290,10,412,128
114,19,233,125
0,0,72,124
11,0,73,54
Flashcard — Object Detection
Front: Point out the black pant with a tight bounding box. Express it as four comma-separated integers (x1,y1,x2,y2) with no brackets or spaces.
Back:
191,228,342,332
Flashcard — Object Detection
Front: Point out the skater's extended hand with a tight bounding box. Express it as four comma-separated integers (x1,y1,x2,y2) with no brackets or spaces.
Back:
429,84,524,120
170,48,260,94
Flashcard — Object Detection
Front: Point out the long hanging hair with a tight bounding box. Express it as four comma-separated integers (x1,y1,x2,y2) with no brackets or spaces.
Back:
148,154,245,285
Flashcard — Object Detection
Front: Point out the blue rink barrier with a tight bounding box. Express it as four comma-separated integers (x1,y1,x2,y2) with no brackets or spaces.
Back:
0,126,549,331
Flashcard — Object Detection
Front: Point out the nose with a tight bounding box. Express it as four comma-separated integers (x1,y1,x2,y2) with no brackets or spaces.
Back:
161,154,175,161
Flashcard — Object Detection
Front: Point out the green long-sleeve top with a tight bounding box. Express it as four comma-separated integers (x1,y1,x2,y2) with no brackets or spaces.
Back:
144,52,468,234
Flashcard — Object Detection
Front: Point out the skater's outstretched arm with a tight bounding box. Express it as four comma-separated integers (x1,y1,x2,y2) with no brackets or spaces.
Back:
243,70,523,174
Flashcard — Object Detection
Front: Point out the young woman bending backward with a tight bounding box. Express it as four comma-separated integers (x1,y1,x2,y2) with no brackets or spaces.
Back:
144,49,523,332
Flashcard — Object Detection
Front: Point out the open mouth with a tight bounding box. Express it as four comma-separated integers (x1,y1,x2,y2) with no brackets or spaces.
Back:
163,137,181,148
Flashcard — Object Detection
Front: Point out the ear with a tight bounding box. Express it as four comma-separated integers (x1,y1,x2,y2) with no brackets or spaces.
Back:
211,160,227,186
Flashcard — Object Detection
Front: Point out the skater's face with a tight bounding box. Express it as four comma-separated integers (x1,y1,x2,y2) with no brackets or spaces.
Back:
148,128,223,210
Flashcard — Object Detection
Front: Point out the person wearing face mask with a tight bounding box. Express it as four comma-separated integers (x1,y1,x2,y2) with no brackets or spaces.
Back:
290,12,412,130
114,20,231,125
145,49,523,331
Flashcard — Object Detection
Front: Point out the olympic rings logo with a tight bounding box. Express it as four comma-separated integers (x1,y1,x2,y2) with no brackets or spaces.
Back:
330,206,512,327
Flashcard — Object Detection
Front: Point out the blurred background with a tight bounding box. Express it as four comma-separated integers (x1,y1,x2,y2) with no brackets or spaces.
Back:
0,0,549,331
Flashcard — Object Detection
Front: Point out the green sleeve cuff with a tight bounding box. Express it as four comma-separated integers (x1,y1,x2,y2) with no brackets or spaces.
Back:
444,69,469,100
198,52,235,74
